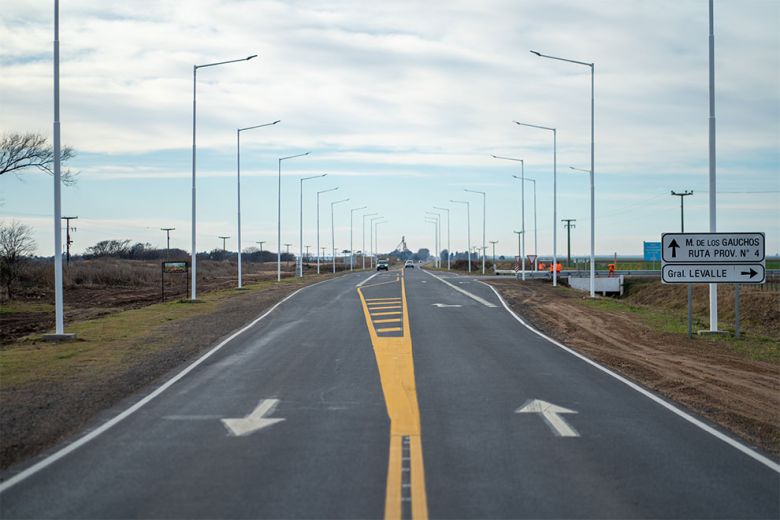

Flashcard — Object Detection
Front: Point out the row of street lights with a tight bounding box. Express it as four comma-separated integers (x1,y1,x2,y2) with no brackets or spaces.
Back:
190,55,377,295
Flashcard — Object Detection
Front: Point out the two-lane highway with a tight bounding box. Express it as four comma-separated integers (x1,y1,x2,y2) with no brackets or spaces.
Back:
1,267,778,519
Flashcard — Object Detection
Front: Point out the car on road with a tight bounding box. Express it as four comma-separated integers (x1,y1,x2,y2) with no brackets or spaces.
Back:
404,260,414,269
376,259,389,271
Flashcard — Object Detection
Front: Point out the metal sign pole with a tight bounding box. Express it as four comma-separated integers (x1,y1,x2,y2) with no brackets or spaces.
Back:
687,284,692,338
735,284,741,338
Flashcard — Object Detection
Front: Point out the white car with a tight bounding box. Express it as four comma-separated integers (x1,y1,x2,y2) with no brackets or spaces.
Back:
404,260,414,269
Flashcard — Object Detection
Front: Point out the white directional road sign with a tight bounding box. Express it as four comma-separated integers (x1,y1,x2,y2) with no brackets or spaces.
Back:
662,264,766,284
661,232,765,284
661,232,764,263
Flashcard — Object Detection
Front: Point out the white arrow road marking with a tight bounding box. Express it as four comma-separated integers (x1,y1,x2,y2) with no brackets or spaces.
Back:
222,398,285,437
432,303,462,308
516,399,579,437
422,269,497,308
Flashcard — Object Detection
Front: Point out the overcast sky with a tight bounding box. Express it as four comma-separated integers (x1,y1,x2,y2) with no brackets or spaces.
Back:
2,0,779,258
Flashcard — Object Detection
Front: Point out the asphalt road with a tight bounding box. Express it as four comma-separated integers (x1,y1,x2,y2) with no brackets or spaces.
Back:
1,267,778,519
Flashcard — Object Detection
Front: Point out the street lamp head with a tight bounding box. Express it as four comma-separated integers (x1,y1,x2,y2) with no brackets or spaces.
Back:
530,50,541,57
272,120,281,125
246,54,258,61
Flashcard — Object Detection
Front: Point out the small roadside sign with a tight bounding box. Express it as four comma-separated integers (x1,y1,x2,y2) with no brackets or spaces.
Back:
526,254,537,266
643,241,661,262
162,261,188,273
661,232,764,263
662,263,765,284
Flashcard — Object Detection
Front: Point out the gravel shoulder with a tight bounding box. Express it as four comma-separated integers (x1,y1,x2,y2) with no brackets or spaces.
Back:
486,279,779,457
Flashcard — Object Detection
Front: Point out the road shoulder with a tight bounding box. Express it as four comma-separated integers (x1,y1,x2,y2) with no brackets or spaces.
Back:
484,278,779,458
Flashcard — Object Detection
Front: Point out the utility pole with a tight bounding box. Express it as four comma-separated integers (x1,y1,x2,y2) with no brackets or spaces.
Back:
562,219,576,266
161,227,175,258
672,191,695,337
61,216,77,265
489,240,498,272
218,236,230,251
671,190,694,232
256,241,265,264
305,245,311,264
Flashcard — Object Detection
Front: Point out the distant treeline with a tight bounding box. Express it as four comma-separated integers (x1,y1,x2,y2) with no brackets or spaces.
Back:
70,240,293,261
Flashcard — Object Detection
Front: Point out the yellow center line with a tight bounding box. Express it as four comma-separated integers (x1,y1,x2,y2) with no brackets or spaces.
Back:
358,270,428,520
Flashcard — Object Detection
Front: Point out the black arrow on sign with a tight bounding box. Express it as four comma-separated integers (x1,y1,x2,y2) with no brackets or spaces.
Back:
740,268,758,278
668,239,680,258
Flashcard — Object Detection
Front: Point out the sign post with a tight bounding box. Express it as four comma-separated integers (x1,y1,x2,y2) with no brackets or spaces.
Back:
643,241,661,270
162,261,189,302
661,232,765,337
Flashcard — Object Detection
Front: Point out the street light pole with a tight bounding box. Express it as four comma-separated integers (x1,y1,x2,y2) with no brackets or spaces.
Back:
515,120,557,286
369,216,383,268
531,49,595,297
284,243,292,271
425,212,441,267
708,0,718,332
464,189,486,274
350,206,367,271
317,187,339,274
433,206,451,269
51,0,67,336
331,198,349,273
299,173,327,277
374,221,387,263
490,240,498,272
237,120,279,288
513,175,537,271
451,200,471,273
192,53,257,299
425,219,438,265
493,155,526,280
277,152,309,282
362,213,378,270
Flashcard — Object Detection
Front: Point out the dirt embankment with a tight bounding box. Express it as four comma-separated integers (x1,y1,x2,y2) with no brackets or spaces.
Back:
487,279,780,456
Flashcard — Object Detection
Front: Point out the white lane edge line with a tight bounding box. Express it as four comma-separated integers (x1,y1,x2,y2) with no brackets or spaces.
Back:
356,271,381,288
0,277,337,493
422,269,497,308
479,281,780,473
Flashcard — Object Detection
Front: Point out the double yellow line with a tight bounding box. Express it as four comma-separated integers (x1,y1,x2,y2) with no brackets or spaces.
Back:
357,273,428,520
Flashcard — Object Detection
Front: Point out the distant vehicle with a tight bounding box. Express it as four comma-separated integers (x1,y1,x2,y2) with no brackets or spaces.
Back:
377,259,389,271
404,260,414,269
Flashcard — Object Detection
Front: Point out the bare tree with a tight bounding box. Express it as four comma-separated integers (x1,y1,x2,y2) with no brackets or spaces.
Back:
0,220,37,300
0,132,77,185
